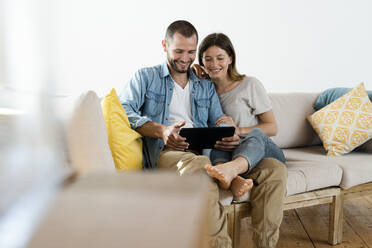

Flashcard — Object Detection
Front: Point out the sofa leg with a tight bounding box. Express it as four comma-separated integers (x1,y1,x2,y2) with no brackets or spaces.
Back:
227,206,236,248
328,191,343,245
233,206,241,248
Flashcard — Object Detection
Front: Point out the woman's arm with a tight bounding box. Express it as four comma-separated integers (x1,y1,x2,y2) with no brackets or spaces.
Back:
238,110,278,137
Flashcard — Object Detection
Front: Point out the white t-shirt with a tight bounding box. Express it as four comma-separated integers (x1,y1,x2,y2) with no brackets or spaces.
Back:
168,81,194,128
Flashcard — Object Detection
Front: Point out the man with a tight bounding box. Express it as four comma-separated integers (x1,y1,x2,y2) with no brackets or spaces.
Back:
120,20,287,248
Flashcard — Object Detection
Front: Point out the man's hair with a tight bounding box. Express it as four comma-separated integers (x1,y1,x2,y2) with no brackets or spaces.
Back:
165,20,198,42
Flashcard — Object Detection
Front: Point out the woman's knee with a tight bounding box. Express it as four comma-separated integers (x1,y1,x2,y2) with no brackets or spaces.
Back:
249,128,266,138
242,128,266,146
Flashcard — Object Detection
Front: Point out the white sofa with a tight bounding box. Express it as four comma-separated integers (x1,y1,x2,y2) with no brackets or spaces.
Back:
57,91,372,248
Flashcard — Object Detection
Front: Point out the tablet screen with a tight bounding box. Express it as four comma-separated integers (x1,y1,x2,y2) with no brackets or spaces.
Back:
179,126,235,150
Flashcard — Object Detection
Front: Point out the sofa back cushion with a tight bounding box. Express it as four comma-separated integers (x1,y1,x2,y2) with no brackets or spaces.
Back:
55,91,115,174
270,93,322,148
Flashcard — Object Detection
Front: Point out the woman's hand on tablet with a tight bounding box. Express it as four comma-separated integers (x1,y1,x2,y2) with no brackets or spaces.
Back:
214,133,240,151
216,115,239,135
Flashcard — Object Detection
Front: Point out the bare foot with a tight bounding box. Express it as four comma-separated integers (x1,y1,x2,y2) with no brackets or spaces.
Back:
204,161,242,189
230,176,253,198
204,157,249,190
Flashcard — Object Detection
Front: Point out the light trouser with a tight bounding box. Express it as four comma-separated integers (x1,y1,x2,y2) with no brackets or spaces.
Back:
157,148,232,248
246,158,287,248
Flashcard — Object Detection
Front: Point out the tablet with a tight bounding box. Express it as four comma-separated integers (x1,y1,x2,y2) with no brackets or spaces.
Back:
179,126,235,150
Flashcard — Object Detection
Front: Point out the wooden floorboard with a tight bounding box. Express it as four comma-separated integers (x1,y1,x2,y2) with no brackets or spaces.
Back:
236,197,372,248
277,210,315,248
239,210,314,248
342,197,372,247
297,204,368,248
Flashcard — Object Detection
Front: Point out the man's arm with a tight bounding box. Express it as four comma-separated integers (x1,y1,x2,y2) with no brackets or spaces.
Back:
136,121,189,151
120,69,188,150
237,110,278,137
135,121,166,139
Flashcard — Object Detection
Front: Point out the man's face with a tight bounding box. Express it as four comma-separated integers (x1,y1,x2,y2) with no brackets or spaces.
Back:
162,32,197,73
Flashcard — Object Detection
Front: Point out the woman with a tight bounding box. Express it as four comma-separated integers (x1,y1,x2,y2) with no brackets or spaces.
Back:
194,33,286,198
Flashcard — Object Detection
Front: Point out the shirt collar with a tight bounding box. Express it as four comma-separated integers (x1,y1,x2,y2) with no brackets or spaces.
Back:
160,61,170,78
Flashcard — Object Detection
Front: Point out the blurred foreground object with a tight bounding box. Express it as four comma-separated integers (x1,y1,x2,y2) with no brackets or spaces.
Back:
28,172,209,248
0,87,65,248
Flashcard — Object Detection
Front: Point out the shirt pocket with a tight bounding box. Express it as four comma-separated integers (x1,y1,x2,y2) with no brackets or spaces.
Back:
195,98,210,124
143,90,166,117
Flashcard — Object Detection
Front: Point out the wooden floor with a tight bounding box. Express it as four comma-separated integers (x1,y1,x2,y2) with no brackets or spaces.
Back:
240,195,372,248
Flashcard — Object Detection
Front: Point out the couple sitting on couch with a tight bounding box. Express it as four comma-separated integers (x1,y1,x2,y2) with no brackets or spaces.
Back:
119,20,287,248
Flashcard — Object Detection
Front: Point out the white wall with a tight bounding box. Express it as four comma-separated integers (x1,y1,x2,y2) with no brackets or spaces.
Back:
22,0,372,95
0,0,6,85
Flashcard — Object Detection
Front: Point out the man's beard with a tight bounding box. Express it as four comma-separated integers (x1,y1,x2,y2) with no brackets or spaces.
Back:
168,57,192,73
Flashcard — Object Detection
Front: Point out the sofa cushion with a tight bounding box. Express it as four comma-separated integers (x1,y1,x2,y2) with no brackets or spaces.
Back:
314,87,372,111
219,189,234,206
331,152,372,189
285,160,342,196
55,91,115,174
220,151,343,204
269,93,321,149
307,82,372,156
101,89,143,170
220,155,342,204
284,146,372,189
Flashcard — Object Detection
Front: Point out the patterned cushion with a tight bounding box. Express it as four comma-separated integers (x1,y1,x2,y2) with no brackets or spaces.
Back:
307,82,372,156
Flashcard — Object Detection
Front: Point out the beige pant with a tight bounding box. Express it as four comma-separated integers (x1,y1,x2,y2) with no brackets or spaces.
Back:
246,158,288,248
158,149,287,248
157,148,232,248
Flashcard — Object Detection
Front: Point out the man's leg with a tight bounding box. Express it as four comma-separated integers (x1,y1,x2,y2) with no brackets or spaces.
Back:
245,158,287,248
157,148,232,248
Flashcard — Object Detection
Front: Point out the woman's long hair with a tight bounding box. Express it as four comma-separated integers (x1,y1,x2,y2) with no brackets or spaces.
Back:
198,33,245,82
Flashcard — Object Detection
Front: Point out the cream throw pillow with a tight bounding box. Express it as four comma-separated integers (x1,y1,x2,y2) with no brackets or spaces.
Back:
307,82,372,156
66,91,115,174
101,89,143,170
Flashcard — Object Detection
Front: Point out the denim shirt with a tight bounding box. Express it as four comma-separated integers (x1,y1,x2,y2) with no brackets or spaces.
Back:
119,61,224,169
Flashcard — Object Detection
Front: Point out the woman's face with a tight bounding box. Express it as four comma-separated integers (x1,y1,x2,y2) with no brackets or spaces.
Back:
202,45,232,81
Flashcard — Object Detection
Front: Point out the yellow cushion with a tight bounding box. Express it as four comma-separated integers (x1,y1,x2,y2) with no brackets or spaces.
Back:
307,82,372,156
101,88,142,170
